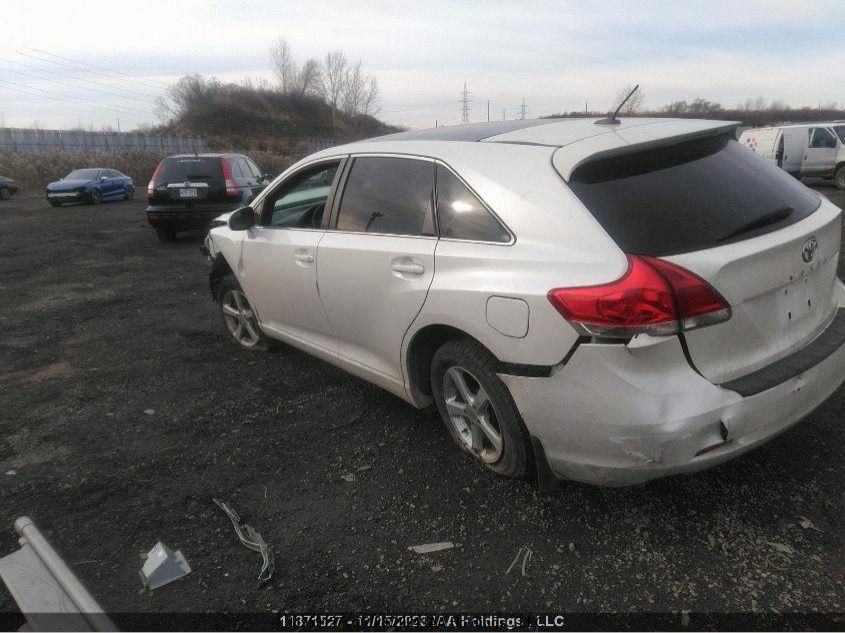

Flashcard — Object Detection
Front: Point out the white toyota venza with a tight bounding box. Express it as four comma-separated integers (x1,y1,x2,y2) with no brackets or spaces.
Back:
204,118,845,487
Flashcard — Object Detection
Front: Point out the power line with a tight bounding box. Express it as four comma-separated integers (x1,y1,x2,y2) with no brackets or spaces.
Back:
14,50,167,93
0,84,149,117
0,56,162,99
0,79,152,116
0,65,157,105
26,47,170,88
460,82,471,124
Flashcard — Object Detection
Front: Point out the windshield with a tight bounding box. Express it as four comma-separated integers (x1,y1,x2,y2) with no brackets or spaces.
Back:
834,126,845,144
65,169,101,181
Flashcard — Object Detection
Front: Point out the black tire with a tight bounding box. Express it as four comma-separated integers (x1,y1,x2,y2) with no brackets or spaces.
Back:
154,226,177,242
49,199,63,207
216,275,275,352
431,337,533,479
0,187,10,201
835,166,845,190
124,185,135,200
89,189,101,205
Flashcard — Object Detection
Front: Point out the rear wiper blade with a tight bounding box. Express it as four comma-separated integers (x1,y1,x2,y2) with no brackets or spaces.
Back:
717,206,793,243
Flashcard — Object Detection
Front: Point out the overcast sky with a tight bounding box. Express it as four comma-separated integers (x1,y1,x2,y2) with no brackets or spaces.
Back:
1,0,843,131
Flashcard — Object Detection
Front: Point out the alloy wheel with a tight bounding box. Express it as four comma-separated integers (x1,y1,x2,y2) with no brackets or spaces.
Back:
90,189,101,205
221,289,261,347
442,366,504,464
0,188,10,200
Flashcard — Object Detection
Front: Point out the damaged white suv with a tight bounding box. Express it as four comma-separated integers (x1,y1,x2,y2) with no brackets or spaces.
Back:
204,118,845,487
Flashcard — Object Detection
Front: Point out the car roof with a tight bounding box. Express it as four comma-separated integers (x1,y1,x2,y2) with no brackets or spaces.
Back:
366,117,737,147
167,153,239,158
318,117,740,181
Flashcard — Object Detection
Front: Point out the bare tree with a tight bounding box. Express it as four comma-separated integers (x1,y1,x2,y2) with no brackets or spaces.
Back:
318,50,348,132
613,84,645,115
741,96,768,112
269,36,319,97
270,36,296,93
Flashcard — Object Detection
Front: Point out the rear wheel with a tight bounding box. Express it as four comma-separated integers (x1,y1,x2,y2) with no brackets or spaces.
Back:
431,337,533,478
0,187,10,201
89,189,101,205
835,166,845,190
154,226,177,242
217,276,274,351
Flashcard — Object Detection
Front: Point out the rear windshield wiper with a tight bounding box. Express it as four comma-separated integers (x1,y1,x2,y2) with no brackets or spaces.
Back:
717,206,793,243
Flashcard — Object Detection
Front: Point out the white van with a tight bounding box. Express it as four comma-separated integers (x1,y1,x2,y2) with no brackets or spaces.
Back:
739,123,845,188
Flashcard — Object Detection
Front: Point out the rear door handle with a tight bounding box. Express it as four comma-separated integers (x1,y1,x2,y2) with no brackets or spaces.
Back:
391,263,424,275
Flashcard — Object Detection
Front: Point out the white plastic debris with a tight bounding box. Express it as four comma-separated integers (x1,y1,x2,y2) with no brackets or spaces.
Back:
408,541,454,554
139,542,191,590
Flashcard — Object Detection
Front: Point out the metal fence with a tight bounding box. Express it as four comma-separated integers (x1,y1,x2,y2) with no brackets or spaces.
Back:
0,127,207,153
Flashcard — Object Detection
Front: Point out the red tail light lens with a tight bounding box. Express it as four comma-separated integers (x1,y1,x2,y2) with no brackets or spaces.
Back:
220,159,238,196
547,255,730,338
147,159,164,201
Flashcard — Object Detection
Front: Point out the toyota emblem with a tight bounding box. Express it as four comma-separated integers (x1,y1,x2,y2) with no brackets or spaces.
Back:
802,237,819,263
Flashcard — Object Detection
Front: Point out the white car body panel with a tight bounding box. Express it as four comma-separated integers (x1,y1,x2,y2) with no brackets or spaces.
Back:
205,117,845,486
668,200,842,382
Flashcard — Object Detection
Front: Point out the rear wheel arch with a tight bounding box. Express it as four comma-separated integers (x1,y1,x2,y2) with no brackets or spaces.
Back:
405,324,499,406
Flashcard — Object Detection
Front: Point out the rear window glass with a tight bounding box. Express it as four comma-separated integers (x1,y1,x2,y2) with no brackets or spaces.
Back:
156,157,223,183
436,165,510,242
568,135,821,256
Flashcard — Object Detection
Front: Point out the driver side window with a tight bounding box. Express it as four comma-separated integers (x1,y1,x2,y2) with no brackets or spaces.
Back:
259,161,340,229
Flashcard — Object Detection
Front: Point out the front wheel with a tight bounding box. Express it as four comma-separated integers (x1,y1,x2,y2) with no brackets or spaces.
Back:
89,189,101,205
835,166,845,190
49,199,63,207
217,276,275,351
0,187,10,201
431,337,533,478
124,185,135,200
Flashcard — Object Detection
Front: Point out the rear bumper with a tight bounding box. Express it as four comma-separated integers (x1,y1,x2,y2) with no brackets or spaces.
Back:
146,205,237,230
501,296,845,487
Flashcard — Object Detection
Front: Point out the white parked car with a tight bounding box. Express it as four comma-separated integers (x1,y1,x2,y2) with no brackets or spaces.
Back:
739,122,845,188
204,118,845,487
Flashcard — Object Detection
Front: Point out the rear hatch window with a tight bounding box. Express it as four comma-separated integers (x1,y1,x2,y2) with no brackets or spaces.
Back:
155,157,223,184
567,135,821,256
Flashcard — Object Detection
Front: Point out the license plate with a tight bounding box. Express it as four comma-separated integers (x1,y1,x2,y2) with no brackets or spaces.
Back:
179,188,198,198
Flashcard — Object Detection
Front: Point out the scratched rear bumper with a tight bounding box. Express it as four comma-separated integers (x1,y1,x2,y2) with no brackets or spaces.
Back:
500,289,845,486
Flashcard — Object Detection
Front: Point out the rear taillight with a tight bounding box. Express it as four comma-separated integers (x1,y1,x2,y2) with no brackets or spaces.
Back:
147,160,164,201
547,255,731,339
220,159,238,196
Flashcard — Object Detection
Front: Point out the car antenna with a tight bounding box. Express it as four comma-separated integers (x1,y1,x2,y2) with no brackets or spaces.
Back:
595,84,639,126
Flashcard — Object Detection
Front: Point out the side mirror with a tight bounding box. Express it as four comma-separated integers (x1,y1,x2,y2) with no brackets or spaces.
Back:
263,173,271,182
99,176,108,181
228,206,255,231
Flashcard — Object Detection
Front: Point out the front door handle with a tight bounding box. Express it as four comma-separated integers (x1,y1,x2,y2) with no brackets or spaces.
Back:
294,252,314,264
391,262,424,275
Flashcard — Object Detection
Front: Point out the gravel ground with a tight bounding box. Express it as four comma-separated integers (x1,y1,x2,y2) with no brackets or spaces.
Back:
0,188,843,627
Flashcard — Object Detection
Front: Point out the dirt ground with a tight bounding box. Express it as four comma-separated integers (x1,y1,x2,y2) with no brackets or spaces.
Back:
0,187,843,627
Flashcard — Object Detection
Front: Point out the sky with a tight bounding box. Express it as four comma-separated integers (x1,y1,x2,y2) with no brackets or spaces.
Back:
0,0,843,131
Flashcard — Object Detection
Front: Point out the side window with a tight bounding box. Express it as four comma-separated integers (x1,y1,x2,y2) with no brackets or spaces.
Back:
335,157,434,236
435,165,510,243
238,159,253,181
809,127,836,149
232,159,247,179
246,159,263,179
259,162,340,229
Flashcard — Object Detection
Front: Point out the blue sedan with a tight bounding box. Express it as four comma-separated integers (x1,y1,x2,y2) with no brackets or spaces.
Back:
46,168,135,207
